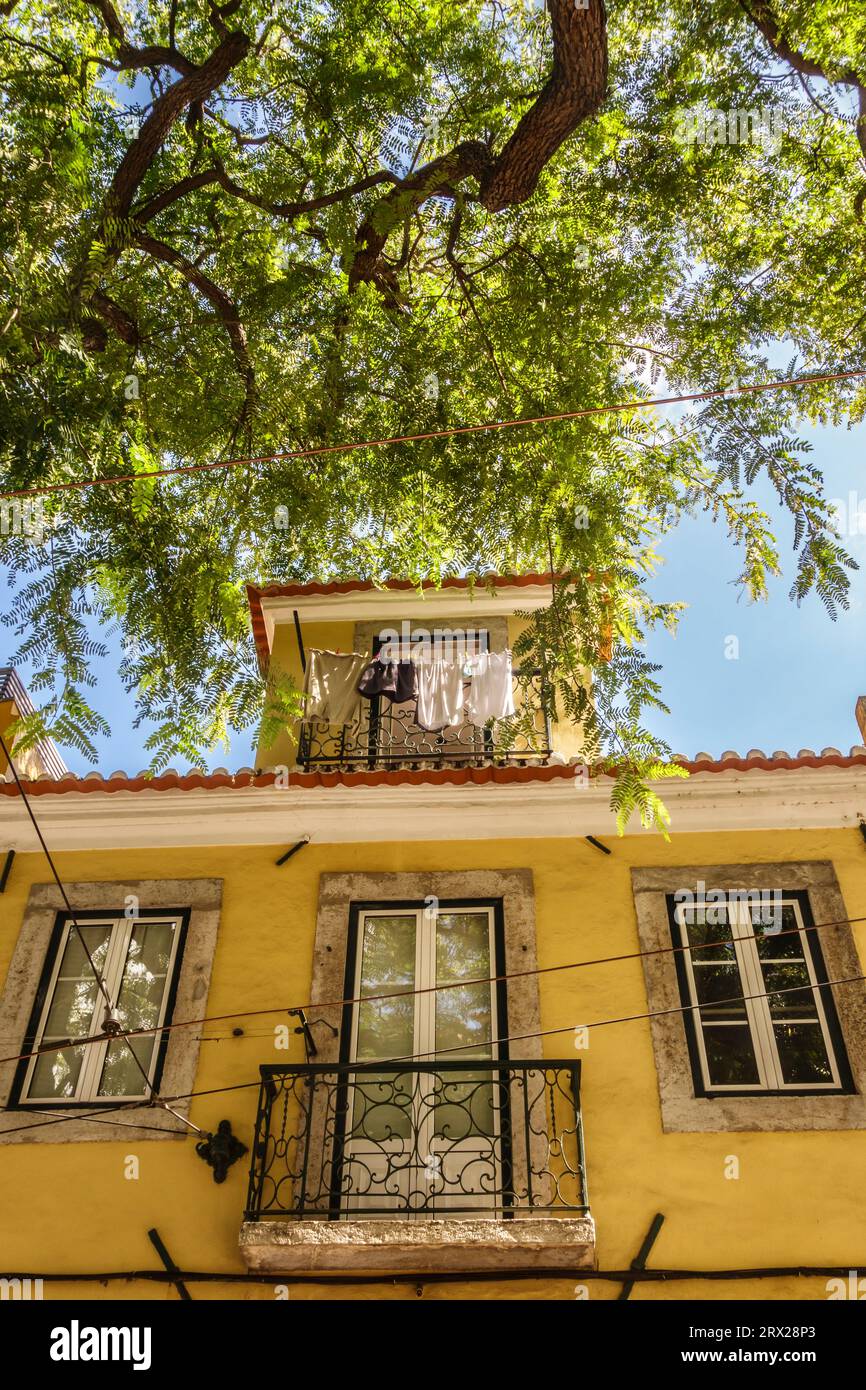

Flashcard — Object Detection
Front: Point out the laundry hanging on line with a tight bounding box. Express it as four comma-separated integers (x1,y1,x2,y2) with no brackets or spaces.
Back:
302,649,369,727
357,658,418,705
465,649,516,725
414,657,467,732
355,647,516,732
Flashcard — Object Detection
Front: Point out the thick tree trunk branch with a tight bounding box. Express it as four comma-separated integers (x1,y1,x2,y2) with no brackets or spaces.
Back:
349,0,608,297
67,28,251,330
349,141,493,300
135,233,256,427
480,0,608,211
106,30,250,219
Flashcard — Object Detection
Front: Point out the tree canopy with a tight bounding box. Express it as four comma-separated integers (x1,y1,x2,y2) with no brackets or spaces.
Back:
1,0,864,829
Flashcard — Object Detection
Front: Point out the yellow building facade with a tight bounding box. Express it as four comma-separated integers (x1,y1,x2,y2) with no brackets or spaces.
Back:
1,576,865,1302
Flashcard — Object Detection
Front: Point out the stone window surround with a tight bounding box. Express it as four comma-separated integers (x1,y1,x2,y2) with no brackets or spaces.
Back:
237,867,598,1271
632,861,866,1133
0,878,222,1144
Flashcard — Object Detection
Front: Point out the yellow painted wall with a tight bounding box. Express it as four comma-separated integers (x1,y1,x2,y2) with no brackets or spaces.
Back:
2,826,863,1301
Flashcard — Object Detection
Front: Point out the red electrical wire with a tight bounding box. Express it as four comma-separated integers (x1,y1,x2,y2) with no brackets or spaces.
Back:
1,367,864,501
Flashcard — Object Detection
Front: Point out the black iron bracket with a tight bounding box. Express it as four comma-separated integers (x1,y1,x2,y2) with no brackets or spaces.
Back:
275,836,310,867
289,1008,338,1060
147,1227,191,1302
195,1120,248,1184
0,849,15,893
585,835,612,856
618,1212,665,1301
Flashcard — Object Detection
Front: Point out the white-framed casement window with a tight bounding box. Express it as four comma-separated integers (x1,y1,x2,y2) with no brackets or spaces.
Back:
15,911,186,1105
670,895,851,1095
347,902,501,1064
339,900,505,1216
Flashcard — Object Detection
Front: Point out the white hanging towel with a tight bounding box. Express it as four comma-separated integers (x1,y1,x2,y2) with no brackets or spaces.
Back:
466,649,516,725
302,649,368,727
414,658,466,732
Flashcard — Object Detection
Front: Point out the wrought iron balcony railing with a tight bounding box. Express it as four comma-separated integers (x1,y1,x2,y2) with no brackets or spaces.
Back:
244,1060,588,1220
297,668,552,770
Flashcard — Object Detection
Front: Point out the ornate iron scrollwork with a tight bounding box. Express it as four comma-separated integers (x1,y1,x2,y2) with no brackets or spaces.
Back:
244,1060,588,1220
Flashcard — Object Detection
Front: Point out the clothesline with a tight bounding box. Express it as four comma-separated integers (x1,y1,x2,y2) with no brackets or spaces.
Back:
373,648,488,664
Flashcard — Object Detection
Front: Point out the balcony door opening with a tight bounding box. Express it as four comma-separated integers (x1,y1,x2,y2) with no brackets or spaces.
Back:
334,900,511,1218
362,627,492,766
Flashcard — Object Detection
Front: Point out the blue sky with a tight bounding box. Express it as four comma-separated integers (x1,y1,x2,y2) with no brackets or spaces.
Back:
7,406,861,775
642,417,866,759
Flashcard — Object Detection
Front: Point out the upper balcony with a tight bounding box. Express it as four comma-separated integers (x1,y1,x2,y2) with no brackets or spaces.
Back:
297,666,551,771
248,574,588,773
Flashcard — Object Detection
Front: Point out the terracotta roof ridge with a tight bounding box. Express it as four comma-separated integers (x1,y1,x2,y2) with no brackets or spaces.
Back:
2,750,866,796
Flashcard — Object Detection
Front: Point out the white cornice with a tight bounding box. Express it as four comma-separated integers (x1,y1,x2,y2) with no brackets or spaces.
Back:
1,767,865,851
262,583,555,628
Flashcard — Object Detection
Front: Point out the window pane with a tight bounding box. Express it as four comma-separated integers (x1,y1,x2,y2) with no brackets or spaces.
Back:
754,904,804,959
28,1044,88,1100
26,925,113,1098
692,963,747,1018
351,916,416,1139
98,1034,156,1097
354,915,416,1061
435,913,493,1057
681,907,737,963
58,924,113,977
701,1025,761,1085
435,913,495,1136
42,978,103,1038
774,1024,833,1084
96,921,177,1097
114,922,175,1029
760,962,820,1019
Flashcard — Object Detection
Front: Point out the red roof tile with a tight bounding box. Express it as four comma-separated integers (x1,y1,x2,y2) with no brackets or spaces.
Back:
2,752,865,798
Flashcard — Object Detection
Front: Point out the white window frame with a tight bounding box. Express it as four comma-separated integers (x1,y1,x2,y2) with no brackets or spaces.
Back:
348,904,500,1064
19,914,183,1105
674,896,843,1094
343,903,502,1218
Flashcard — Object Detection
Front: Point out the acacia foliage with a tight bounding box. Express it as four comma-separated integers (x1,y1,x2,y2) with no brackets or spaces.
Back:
0,1,864,828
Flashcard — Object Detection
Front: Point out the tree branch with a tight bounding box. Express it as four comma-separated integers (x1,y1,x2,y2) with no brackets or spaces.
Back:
91,290,140,346
349,141,493,300
105,30,251,220
739,0,866,159
134,233,256,429
348,0,608,297
480,0,608,211
87,0,198,77
133,164,400,227
134,170,223,224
